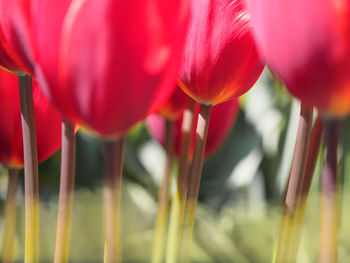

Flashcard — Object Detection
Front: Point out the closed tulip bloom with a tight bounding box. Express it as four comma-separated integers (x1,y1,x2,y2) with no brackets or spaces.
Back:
0,68,62,168
0,0,189,137
245,0,350,116
147,98,240,157
158,86,191,120
180,0,263,105
59,0,189,136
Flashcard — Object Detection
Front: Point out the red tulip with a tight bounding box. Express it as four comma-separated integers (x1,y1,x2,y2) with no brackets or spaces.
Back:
158,86,191,120
179,0,263,105
147,98,240,157
0,0,189,137
0,68,62,168
245,0,350,116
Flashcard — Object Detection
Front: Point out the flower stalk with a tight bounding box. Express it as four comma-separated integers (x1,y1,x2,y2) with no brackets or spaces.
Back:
275,103,313,263
19,74,40,263
103,135,126,263
152,119,175,263
290,116,324,262
54,120,76,263
2,169,20,263
319,120,339,263
180,103,211,263
166,99,196,263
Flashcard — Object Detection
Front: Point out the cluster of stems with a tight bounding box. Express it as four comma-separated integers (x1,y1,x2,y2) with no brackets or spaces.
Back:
151,101,340,263
152,101,212,263
275,105,339,263
3,75,77,263
3,73,128,263
1,75,342,263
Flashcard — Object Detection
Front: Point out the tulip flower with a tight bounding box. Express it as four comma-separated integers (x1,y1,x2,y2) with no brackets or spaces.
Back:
180,0,263,105
61,3,189,262
172,0,263,261
245,0,348,261
0,1,189,262
158,86,191,121
147,99,240,157
56,2,186,136
245,0,350,116
0,0,191,137
0,3,79,261
0,68,62,263
0,3,49,260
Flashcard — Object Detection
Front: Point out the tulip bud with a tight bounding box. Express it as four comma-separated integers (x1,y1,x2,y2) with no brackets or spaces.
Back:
158,86,191,120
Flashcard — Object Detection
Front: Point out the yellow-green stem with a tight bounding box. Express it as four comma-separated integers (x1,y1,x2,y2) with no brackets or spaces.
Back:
19,74,39,263
54,120,76,263
180,104,211,263
290,117,323,262
166,100,196,263
319,120,339,263
152,120,175,263
275,103,313,263
166,190,184,263
103,135,126,263
2,169,20,263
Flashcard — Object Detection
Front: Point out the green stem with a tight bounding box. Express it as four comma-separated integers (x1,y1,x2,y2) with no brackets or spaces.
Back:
177,99,196,198
152,119,175,263
2,169,20,263
166,100,196,263
290,116,324,262
319,120,339,263
18,74,39,263
180,104,211,263
302,117,324,184
275,103,313,263
103,135,126,263
54,120,76,263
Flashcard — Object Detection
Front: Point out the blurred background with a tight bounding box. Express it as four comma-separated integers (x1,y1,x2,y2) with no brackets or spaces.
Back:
1,70,350,262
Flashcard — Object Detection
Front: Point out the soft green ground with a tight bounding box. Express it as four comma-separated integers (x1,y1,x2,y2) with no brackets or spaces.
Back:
0,181,350,262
